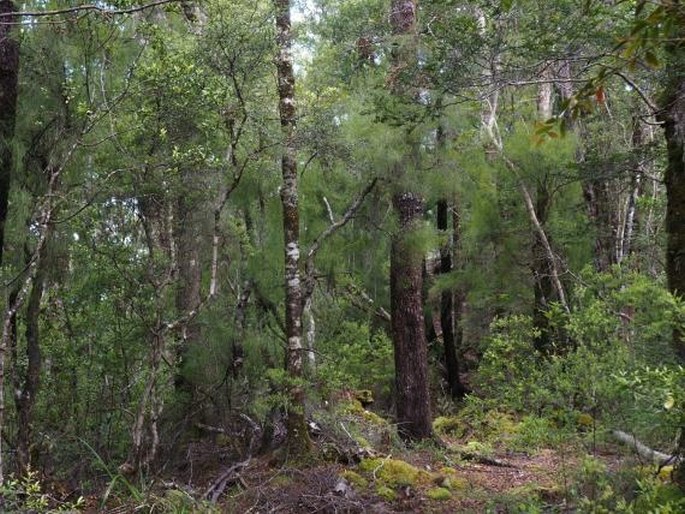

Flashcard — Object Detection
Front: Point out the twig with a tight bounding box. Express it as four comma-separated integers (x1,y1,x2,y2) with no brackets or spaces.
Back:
0,0,183,19
204,458,251,503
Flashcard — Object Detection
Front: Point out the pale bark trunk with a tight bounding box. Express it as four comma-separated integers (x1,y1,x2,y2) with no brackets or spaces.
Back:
274,0,310,456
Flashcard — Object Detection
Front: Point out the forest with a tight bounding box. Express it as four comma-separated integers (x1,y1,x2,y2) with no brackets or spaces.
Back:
0,0,684,512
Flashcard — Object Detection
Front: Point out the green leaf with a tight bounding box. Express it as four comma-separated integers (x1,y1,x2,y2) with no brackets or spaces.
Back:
644,50,660,68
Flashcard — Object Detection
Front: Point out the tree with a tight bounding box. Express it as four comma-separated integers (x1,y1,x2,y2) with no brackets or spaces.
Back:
388,0,433,441
273,0,311,456
0,0,18,266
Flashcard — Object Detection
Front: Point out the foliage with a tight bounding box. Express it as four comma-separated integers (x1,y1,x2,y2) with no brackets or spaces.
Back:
476,268,684,444
0,467,85,513
315,320,394,399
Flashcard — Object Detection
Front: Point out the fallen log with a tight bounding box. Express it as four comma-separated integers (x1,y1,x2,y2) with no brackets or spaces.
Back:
611,430,675,466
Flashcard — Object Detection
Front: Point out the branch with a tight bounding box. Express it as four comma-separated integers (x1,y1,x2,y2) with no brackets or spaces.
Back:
306,178,378,263
345,284,391,323
0,0,184,19
302,178,378,301
611,430,675,466
503,156,570,314
614,71,660,115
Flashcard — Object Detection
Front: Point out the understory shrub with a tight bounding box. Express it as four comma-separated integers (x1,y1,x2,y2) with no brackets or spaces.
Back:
475,268,685,446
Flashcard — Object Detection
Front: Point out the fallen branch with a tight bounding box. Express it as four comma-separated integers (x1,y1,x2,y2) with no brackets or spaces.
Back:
204,458,250,503
611,430,675,466
459,451,516,468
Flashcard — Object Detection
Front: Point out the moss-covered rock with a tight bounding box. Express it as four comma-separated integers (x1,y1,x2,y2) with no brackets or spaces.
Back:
359,457,431,487
427,487,452,500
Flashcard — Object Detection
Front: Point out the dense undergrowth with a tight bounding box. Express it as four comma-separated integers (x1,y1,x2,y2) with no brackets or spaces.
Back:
3,267,685,512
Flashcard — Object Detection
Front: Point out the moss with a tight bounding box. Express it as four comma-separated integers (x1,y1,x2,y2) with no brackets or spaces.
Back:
436,467,468,490
340,400,386,425
658,465,674,481
341,470,369,489
576,413,594,429
355,389,374,406
376,485,396,501
359,457,431,487
427,487,452,500
433,416,464,436
483,410,519,438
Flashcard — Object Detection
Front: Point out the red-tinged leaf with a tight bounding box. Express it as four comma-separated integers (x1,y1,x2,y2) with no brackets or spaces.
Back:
595,87,605,104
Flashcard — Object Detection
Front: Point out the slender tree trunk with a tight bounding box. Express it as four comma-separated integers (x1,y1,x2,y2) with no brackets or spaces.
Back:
531,183,556,352
437,199,466,399
273,0,310,456
174,183,202,395
435,125,465,398
15,266,45,475
0,0,18,266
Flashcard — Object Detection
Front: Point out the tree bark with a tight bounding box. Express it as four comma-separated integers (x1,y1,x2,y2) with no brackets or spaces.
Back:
387,0,433,441
438,200,466,399
273,0,310,456
0,0,19,265
15,262,45,475
659,8,685,361
391,192,433,440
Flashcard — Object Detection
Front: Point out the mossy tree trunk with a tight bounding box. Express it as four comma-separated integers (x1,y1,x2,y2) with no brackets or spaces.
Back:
274,0,311,456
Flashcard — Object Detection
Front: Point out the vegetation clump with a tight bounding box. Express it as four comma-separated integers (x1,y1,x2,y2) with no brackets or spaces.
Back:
358,457,432,488
427,487,452,500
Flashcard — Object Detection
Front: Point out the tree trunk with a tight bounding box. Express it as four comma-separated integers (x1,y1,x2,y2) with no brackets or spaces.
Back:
387,0,433,441
531,182,555,352
437,198,465,399
662,78,685,359
0,0,19,266
657,1,685,486
273,0,310,456
174,182,202,394
391,192,433,440
15,264,45,475
659,4,685,360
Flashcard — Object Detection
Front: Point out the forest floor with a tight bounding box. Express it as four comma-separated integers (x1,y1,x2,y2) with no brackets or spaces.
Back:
85,399,654,513
206,440,630,513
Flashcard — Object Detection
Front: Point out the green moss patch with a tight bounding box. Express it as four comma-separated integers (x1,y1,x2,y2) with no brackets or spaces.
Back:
341,470,368,489
359,457,431,487
427,487,452,500
376,485,396,501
